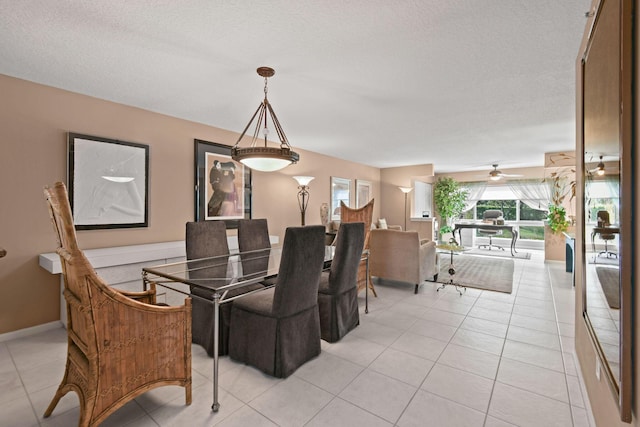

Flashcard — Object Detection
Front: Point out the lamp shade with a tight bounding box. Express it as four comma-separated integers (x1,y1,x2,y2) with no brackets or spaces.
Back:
398,186,413,193
236,150,298,172
293,176,315,186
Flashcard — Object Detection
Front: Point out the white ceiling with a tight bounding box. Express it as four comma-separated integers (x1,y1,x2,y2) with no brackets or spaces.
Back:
0,0,592,172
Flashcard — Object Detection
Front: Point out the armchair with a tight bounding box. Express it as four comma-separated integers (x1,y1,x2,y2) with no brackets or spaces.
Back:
369,228,440,294
43,182,192,427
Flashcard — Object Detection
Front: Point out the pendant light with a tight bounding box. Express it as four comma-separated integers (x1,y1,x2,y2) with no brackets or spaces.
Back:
231,67,299,172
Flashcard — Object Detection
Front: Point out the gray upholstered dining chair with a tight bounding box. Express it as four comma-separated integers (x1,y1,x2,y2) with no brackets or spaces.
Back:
228,225,326,378
318,222,365,342
237,218,276,284
478,209,504,251
185,221,263,356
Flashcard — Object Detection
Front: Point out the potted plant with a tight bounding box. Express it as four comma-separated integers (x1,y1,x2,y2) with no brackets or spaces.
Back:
547,204,570,234
546,166,575,235
433,177,469,242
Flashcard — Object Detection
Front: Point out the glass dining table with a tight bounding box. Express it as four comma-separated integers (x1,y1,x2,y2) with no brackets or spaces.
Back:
142,245,350,412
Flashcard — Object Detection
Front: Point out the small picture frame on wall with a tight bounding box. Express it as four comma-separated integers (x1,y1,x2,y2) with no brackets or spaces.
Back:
194,139,251,228
356,179,372,208
68,133,149,230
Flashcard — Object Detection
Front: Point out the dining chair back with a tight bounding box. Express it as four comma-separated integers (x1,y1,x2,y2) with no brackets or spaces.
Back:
229,225,326,377
318,222,365,342
237,218,274,282
186,220,264,356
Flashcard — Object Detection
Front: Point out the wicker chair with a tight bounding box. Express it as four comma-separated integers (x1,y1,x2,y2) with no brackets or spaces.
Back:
340,199,376,296
43,182,192,427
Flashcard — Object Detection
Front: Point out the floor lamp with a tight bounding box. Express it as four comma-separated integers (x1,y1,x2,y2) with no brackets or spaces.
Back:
398,186,413,231
293,176,314,225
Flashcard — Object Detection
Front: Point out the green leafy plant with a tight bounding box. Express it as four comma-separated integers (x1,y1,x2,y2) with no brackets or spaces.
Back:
547,204,570,234
545,162,576,234
434,177,469,235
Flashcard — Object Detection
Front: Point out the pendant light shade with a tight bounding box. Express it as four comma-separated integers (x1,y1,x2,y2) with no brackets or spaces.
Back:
231,67,299,172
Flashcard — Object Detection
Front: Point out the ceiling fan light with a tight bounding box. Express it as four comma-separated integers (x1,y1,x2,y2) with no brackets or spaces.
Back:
595,156,605,175
489,174,501,181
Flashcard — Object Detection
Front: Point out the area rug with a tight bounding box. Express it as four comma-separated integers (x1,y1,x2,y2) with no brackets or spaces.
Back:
464,248,531,260
437,255,514,293
588,255,618,266
596,266,620,309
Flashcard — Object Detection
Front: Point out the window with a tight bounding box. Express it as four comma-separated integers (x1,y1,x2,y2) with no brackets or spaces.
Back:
462,184,548,241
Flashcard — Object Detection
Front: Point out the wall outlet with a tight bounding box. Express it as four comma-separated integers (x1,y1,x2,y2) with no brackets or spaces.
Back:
596,358,601,381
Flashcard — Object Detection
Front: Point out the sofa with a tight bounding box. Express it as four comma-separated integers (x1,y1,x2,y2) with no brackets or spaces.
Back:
368,228,440,294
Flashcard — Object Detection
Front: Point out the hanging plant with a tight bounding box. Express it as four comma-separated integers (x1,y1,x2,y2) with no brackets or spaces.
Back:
547,204,570,234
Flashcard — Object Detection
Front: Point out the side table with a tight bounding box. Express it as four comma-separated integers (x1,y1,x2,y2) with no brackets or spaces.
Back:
436,244,468,296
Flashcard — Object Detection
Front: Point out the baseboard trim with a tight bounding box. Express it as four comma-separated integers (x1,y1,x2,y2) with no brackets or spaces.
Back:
0,321,63,343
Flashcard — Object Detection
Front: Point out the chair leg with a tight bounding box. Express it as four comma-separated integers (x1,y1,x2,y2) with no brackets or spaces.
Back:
479,236,504,251
43,387,66,418
598,240,618,258
185,382,192,405
369,280,378,297
414,283,419,294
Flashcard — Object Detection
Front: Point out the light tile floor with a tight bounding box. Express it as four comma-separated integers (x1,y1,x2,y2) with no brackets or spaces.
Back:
0,250,594,426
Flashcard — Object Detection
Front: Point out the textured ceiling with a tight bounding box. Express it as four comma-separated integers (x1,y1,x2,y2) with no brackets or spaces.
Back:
0,0,592,172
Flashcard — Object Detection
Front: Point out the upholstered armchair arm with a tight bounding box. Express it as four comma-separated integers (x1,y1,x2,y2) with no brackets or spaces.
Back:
419,240,437,280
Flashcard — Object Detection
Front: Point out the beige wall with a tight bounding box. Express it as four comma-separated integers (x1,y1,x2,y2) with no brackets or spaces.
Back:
573,0,638,425
379,164,434,230
0,74,380,334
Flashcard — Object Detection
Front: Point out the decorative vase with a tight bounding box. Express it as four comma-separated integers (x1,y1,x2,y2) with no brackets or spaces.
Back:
320,203,329,229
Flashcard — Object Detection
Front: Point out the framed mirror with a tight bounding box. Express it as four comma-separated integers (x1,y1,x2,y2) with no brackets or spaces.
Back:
356,179,372,208
331,177,351,220
580,0,632,420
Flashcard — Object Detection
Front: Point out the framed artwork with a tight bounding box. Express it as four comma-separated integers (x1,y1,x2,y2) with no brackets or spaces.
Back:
356,179,372,208
194,139,251,228
330,176,351,221
68,133,149,230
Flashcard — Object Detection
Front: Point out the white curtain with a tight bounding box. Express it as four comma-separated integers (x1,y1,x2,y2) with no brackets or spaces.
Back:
460,181,487,213
506,179,551,210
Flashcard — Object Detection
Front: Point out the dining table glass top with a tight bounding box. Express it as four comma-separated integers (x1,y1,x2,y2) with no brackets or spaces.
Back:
143,245,336,294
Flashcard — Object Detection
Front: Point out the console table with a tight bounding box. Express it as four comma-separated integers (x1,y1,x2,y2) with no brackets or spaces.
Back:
39,236,279,327
453,223,518,256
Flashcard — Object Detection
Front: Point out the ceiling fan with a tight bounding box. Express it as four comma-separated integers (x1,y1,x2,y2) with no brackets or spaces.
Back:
587,155,606,176
487,164,523,181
